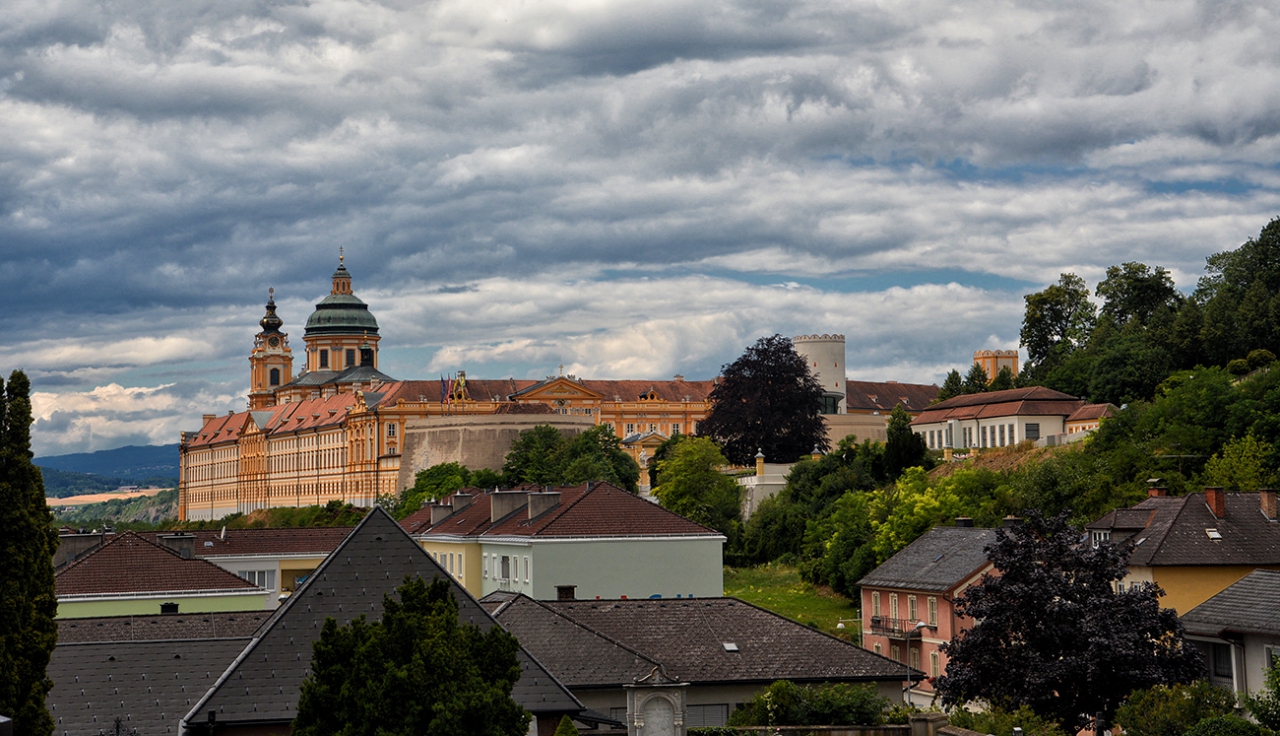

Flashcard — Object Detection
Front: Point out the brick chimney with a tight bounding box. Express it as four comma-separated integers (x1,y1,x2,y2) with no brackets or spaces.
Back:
1205,487,1226,519
955,517,974,528
1148,487,1167,498
1262,489,1277,521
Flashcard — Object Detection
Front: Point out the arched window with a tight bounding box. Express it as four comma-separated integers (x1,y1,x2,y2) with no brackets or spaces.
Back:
269,368,281,386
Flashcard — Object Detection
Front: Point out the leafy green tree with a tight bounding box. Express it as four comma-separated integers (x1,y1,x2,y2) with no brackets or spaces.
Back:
552,715,579,736
1184,715,1273,736
883,405,931,480
1020,273,1097,378
798,491,875,598
396,462,473,518
1113,681,1235,736
647,433,685,487
1249,349,1278,370
1087,327,1171,406
869,466,1015,563
502,425,567,486
1203,433,1277,492
652,437,740,535
1095,262,1182,328
990,366,1016,391
294,576,529,736
698,334,829,465
948,705,1069,736
936,370,964,402
0,371,58,736
1245,659,1280,729
937,511,1203,730
962,363,989,393
727,680,887,727
557,425,640,493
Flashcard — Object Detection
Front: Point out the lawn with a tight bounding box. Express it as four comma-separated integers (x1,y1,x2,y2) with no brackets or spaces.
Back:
723,563,860,642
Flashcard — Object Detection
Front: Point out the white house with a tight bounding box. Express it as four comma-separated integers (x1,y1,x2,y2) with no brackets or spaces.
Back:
909,387,1086,451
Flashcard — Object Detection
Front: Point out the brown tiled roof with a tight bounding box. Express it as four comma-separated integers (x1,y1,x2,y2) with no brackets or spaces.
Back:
525,596,912,685
187,393,359,447
141,527,352,557
911,387,1085,425
845,381,940,413
56,532,261,596
1067,403,1117,422
409,482,719,539
578,379,716,402
57,611,270,643
376,379,538,405
1086,492,1280,567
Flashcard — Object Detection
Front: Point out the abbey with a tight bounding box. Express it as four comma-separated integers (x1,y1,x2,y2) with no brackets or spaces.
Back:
178,258,716,521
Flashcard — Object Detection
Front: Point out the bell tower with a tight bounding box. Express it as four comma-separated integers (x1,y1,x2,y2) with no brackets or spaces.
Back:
249,288,294,410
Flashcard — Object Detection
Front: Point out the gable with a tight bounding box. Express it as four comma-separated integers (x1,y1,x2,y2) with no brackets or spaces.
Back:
515,378,605,401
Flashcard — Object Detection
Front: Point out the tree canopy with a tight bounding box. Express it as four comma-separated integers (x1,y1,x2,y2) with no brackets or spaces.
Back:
1020,273,1096,378
502,424,640,492
652,436,740,536
698,334,829,465
294,576,530,736
937,511,1202,730
0,371,58,736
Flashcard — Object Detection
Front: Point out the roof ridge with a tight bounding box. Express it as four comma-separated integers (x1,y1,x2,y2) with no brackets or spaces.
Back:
1142,494,1191,563
532,597,662,668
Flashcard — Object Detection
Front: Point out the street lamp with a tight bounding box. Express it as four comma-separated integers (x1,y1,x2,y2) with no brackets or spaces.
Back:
904,620,928,705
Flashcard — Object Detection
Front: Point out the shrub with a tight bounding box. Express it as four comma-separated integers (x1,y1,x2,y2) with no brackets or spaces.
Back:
727,680,888,727
1184,715,1273,736
949,705,1069,736
1113,681,1235,736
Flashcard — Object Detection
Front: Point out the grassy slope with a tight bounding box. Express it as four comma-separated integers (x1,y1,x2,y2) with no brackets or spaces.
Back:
723,563,860,643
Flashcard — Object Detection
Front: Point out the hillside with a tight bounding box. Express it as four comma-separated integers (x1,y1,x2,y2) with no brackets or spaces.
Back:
36,444,180,496
53,488,179,527
928,441,1068,479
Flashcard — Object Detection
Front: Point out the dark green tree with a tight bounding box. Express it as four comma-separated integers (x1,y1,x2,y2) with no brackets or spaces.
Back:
652,436,740,535
1245,659,1280,729
962,363,989,393
728,680,888,727
989,366,1015,391
0,371,58,736
1113,681,1235,736
937,511,1203,730
698,335,829,465
883,405,930,479
1020,273,1097,378
1095,262,1182,328
395,462,473,518
936,370,964,402
502,425,566,486
1183,715,1272,736
556,425,640,493
646,433,685,487
294,576,529,736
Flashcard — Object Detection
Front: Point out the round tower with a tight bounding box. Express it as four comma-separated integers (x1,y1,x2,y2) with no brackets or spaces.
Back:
793,334,846,414
248,288,294,410
302,251,381,373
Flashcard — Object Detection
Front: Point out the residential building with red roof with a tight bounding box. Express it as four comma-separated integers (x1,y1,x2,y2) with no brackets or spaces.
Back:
909,386,1087,451
1065,402,1117,434
55,531,268,618
400,481,725,601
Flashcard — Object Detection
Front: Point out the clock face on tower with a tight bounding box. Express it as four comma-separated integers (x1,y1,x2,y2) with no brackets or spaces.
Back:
268,337,280,348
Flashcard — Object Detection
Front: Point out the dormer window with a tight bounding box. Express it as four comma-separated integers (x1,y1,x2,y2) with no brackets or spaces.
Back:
1091,530,1110,548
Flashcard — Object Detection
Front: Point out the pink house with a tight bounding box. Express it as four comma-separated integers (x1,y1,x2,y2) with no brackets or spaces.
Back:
856,520,998,705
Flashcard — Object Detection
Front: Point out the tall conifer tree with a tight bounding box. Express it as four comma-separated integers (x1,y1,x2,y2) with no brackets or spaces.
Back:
0,371,58,735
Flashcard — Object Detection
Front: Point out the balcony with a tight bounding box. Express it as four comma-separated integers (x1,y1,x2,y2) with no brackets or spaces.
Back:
869,616,932,640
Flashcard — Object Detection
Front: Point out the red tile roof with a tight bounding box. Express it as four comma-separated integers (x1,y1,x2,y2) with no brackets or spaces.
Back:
1067,403,1117,422
56,532,261,596
844,380,940,413
186,394,360,447
578,379,716,403
406,482,719,539
911,387,1085,425
141,527,352,557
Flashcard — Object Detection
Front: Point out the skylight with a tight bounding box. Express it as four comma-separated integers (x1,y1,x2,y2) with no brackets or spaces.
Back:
1206,529,1222,540
723,642,739,652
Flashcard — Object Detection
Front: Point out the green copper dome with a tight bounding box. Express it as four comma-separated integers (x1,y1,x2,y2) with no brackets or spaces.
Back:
304,293,380,336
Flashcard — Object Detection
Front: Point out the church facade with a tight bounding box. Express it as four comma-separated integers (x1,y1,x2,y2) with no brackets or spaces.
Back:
178,259,717,521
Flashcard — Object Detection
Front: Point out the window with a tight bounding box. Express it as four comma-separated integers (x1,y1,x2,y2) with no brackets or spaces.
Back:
346,349,356,367
269,368,280,386
1009,423,1015,443
980,426,987,447
501,555,511,580
686,705,729,727
671,423,680,435
1025,423,1040,440
649,423,657,433
448,553,454,574
930,651,940,678
1213,643,1233,678
1267,646,1280,671
387,424,397,437
625,423,635,435
998,424,1006,446
1091,530,1111,548
319,350,329,368
523,556,530,583
239,570,276,590
871,592,881,617
483,554,489,578
891,645,901,662
910,647,920,670
908,595,917,621
928,597,938,626
890,593,899,620
874,643,882,655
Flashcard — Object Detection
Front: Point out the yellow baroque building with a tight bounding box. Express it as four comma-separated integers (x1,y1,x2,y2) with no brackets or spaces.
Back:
178,258,717,521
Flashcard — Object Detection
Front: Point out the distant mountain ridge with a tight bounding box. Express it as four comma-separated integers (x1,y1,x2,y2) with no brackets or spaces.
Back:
35,443,180,480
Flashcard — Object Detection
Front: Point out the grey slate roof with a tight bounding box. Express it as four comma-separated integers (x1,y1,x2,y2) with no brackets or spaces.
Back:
511,596,912,686
47,638,251,736
182,508,581,731
1181,569,1280,637
1087,492,1280,567
58,612,269,644
856,526,999,592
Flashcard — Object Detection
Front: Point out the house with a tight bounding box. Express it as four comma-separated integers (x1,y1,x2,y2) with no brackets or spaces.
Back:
400,481,724,600
45,508,586,736
909,387,1087,451
487,592,914,728
1064,403,1116,434
55,531,268,618
1181,569,1280,699
856,522,1000,706
1086,488,1280,614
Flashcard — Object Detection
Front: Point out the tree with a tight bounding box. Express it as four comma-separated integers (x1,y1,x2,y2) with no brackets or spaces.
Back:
936,370,964,402
883,405,930,480
937,511,1203,730
1020,273,1097,378
1184,716,1272,736
1203,433,1277,492
552,715,580,736
0,371,58,736
698,335,829,465
501,425,640,492
395,462,474,518
727,680,888,727
990,366,1016,391
948,705,1069,736
293,576,529,736
1113,681,1235,736
1095,262,1182,328
502,425,566,486
1245,659,1280,729
962,363,989,393
652,436,740,535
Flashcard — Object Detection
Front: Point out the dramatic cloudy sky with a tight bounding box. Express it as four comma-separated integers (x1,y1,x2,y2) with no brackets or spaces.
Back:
4,0,1280,455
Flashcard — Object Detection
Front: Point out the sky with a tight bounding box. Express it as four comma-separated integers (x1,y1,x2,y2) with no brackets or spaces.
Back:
4,0,1280,456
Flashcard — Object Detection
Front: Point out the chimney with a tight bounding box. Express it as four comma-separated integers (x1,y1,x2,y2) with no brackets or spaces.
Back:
202,414,215,425
158,533,196,559
491,491,529,523
528,492,560,519
673,374,684,382
955,517,974,528
452,492,473,512
430,504,453,526
1003,516,1023,528
1262,489,1277,521
556,585,576,601
1206,487,1226,519
1148,487,1167,498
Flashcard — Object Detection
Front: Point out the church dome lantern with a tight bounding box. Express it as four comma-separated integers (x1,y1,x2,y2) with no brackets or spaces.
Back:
303,251,380,338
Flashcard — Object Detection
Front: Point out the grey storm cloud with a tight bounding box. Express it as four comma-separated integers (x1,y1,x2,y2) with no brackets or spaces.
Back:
4,0,1280,453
